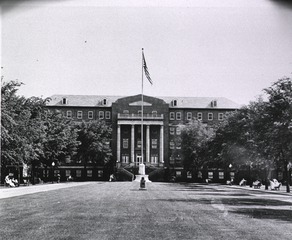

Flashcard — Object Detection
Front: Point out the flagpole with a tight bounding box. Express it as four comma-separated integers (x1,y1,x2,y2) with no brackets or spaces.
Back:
141,48,144,165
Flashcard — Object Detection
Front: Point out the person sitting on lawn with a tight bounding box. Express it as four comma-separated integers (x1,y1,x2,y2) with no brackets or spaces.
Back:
5,174,18,187
270,179,281,190
239,178,247,186
109,174,115,182
252,180,261,188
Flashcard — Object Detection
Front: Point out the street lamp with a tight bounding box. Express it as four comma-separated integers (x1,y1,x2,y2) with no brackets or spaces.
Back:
229,164,233,184
51,162,55,183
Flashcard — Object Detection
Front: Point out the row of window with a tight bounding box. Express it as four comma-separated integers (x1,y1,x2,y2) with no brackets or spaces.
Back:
169,141,181,149
169,112,224,121
123,110,158,116
121,154,159,164
169,127,181,135
66,110,111,120
43,169,104,178
122,139,158,149
65,110,223,121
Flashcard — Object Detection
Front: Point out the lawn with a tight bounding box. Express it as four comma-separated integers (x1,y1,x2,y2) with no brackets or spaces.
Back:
1,182,292,240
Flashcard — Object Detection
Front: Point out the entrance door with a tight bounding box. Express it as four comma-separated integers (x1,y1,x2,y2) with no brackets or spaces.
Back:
136,155,142,164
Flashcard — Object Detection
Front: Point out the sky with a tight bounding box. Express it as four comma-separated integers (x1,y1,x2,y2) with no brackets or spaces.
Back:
1,0,292,106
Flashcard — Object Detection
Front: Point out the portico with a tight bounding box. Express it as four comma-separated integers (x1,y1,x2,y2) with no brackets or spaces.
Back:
116,114,164,166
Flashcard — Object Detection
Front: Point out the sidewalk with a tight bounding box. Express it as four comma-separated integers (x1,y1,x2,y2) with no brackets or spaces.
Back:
0,182,93,199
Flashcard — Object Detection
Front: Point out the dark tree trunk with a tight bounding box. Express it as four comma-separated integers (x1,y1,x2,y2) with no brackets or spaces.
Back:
284,162,290,193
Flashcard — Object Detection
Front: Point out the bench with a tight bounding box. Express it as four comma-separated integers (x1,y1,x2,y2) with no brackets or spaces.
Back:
253,180,261,189
23,179,30,186
270,180,281,190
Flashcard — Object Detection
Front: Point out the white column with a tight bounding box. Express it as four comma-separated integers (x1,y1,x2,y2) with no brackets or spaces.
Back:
131,124,135,163
160,125,164,163
146,125,150,163
117,124,121,162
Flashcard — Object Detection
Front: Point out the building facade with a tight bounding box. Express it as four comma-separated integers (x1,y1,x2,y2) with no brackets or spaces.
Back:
46,94,240,181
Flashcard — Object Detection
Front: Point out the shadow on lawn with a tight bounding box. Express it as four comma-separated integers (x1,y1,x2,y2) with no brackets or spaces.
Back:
156,197,292,222
231,208,292,222
157,197,292,207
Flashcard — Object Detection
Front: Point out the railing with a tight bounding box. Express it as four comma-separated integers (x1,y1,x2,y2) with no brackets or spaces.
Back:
118,113,164,120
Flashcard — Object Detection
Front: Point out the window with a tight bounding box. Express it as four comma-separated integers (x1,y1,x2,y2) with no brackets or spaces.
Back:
66,170,71,177
123,110,129,115
138,110,142,116
219,172,224,179
169,156,175,164
87,170,92,178
151,154,158,163
218,113,224,121
176,112,181,120
137,139,141,148
152,111,157,117
76,170,82,178
99,111,104,119
172,100,177,106
170,112,175,120
208,113,213,121
77,111,83,119
122,154,129,163
170,127,175,135
54,170,60,177
187,112,192,120
176,127,181,135
176,141,181,149
197,112,203,121
151,139,158,149
66,110,72,118
62,98,67,105
88,111,93,119
170,141,175,149
208,172,213,179
98,170,103,178
105,111,111,119
123,139,129,149
103,98,107,105
176,171,181,177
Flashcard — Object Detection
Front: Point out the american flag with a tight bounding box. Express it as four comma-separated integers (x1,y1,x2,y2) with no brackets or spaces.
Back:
142,52,153,85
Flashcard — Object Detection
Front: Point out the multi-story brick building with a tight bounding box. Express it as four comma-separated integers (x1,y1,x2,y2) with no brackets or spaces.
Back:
46,94,239,181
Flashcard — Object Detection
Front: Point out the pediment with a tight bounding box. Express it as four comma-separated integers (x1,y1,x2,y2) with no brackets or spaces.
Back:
129,101,152,106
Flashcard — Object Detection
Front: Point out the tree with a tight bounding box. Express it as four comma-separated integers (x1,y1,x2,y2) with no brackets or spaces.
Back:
1,79,80,183
41,111,79,167
208,77,292,192
262,77,292,192
76,120,112,169
179,119,214,172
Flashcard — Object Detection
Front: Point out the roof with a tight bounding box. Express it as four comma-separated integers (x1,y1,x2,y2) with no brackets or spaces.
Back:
161,96,240,109
46,94,240,109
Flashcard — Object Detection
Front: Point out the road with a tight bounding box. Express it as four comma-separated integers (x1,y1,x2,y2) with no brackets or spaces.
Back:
0,182,291,240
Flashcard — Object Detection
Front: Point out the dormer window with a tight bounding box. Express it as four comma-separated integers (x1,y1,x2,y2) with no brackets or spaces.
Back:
103,98,107,105
62,98,68,105
211,100,217,108
172,99,177,107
